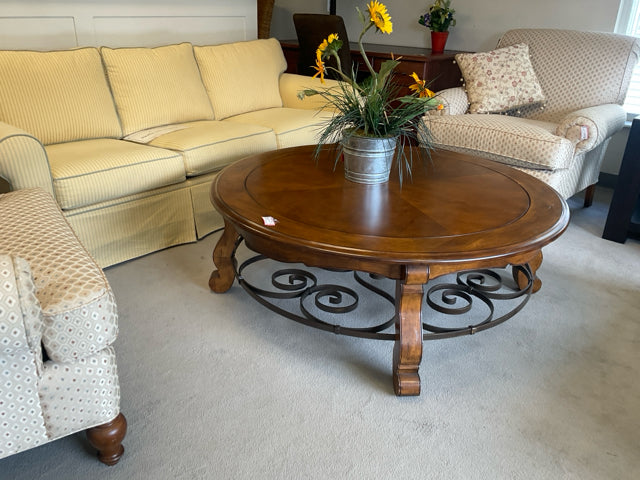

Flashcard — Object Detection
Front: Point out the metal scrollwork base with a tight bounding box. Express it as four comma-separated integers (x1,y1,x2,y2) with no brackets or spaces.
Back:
232,239,534,342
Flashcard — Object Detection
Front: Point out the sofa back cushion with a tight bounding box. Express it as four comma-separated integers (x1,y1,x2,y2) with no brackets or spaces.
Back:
0,48,122,145
194,38,287,120
101,43,214,136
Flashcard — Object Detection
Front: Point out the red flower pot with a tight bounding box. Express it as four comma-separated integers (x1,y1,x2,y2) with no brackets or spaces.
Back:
431,31,449,54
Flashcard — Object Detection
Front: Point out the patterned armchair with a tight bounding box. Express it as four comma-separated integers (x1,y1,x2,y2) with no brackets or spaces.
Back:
426,29,640,204
0,188,126,464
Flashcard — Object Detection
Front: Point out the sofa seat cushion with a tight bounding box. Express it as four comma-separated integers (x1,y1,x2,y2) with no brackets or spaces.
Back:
101,43,214,136
194,39,287,120
0,189,118,363
0,48,122,145
427,113,575,170
142,120,277,176
224,108,333,149
46,139,186,210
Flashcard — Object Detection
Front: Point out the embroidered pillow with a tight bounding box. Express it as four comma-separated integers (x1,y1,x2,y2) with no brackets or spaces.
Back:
456,44,545,114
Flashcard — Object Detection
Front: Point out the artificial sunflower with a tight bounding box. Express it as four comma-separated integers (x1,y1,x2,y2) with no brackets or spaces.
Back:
409,72,436,98
368,1,393,34
298,1,443,184
311,51,326,82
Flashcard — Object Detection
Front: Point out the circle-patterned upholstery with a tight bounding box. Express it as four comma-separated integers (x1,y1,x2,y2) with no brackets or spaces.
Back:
0,188,118,362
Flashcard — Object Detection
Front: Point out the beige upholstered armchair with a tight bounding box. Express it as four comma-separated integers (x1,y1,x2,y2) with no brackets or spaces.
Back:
0,189,126,465
426,29,640,205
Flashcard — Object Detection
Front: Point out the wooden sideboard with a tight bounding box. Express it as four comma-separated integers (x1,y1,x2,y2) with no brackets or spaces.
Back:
280,40,465,95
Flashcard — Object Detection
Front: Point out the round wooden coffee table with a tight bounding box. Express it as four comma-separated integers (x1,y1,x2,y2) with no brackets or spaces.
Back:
209,145,569,396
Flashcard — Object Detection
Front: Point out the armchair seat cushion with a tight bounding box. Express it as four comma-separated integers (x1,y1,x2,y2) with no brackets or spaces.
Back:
427,113,575,170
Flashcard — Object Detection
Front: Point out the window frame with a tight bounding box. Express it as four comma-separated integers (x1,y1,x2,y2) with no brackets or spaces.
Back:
616,0,640,119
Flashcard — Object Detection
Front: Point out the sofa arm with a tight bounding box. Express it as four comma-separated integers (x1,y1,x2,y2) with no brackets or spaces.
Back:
555,104,627,154
279,73,342,110
0,122,54,195
427,87,469,116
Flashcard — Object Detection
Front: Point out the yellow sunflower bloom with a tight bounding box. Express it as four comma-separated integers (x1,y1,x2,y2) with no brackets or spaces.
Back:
368,1,393,34
311,51,326,83
317,39,329,55
408,72,435,98
317,33,341,59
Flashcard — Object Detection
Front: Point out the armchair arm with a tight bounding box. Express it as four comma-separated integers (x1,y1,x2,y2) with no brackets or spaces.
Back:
428,87,469,116
279,73,342,110
0,122,54,195
555,104,627,154
0,255,44,369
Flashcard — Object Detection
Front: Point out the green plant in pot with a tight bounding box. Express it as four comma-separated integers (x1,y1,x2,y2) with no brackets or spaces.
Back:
418,0,457,54
298,1,443,185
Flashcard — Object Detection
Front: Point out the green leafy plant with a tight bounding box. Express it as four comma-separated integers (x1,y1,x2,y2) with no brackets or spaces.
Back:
418,0,456,32
298,1,443,182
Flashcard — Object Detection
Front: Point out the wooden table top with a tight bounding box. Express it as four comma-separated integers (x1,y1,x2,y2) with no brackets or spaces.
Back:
211,145,569,280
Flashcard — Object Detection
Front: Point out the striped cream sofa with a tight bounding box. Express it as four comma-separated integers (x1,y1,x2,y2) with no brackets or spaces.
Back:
0,39,332,267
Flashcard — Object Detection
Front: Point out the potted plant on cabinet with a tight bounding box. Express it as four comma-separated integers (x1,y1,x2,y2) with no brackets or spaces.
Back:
419,0,457,54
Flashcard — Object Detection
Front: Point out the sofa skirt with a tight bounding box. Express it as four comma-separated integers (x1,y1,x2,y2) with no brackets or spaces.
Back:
64,171,222,268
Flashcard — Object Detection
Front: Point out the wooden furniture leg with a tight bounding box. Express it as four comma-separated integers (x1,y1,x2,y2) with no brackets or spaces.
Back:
209,220,240,293
583,184,596,208
86,412,127,466
393,265,429,396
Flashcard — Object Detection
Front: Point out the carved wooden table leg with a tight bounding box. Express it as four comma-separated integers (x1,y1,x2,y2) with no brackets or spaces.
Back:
514,250,543,293
393,265,429,396
209,220,240,293
86,412,127,466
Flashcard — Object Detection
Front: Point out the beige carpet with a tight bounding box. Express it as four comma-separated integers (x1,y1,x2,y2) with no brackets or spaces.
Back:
1,188,639,479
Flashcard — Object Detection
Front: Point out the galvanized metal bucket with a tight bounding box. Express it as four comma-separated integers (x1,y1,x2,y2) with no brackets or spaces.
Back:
341,134,397,184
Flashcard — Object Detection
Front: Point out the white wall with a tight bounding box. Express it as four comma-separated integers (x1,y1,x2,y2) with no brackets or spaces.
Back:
0,0,256,50
272,0,628,175
273,0,621,50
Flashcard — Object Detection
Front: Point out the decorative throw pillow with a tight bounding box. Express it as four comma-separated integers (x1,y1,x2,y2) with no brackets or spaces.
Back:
455,44,545,115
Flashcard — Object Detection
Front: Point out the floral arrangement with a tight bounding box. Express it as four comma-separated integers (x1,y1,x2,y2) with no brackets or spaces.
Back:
418,0,456,32
298,1,443,182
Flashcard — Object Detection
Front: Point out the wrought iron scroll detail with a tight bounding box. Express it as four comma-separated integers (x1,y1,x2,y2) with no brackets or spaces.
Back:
422,266,533,340
235,249,396,340
231,239,534,342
